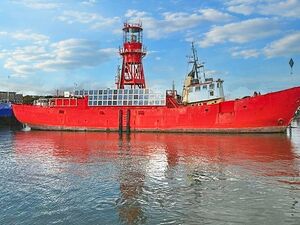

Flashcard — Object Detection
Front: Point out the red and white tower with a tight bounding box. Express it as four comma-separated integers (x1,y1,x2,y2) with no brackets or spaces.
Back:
117,23,146,89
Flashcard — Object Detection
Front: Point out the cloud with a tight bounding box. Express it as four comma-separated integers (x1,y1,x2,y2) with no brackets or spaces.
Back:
125,8,233,39
199,18,279,47
0,30,49,45
12,0,61,9
81,0,97,6
263,32,300,57
231,48,260,58
226,0,300,18
11,32,49,45
57,10,120,30
0,38,117,76
36,39,117,71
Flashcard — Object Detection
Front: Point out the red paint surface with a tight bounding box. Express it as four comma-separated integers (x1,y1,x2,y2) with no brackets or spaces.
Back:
12,87,300,133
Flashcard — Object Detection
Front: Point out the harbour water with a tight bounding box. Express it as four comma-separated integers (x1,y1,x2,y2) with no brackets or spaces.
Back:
0,123,300,225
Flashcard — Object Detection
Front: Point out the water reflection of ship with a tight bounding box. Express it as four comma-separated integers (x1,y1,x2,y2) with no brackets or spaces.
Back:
13,132,300,223
13,131,299,179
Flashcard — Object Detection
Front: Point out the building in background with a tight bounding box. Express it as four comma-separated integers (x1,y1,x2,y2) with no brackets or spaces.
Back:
0,91,23,103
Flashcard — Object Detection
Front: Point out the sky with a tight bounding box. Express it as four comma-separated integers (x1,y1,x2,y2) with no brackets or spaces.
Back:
0,0,300,99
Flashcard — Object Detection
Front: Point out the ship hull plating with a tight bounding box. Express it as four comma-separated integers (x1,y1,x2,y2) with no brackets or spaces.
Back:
13,87,300,133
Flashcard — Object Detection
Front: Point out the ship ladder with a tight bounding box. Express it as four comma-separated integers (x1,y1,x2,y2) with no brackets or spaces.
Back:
118,109,131,134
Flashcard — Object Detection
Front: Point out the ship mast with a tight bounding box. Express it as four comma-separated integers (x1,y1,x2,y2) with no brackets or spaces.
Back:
188,42,205,84
117,23,147,89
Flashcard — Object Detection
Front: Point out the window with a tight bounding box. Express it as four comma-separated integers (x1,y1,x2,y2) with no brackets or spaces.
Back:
195,86,200,92
99,90,103,95
89,90,93,95
189,87,193,93
203,85,207,89
113,90,117,94
209,84,215,89
210,91,214,96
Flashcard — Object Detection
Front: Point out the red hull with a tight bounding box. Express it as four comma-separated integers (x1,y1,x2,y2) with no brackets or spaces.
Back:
13,87,300,133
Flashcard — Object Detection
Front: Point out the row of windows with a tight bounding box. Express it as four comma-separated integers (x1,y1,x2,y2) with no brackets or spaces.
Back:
75,89,154,96
189,82,221,93
88,99,166,106
88,94,164,101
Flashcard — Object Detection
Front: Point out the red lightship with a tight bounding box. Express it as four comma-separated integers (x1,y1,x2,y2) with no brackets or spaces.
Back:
13,23,300,133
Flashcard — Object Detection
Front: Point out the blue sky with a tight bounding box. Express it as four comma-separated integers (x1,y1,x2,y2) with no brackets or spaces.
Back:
0,0,300,98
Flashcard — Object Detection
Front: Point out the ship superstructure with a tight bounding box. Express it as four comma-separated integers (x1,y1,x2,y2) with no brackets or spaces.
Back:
182,43,224,105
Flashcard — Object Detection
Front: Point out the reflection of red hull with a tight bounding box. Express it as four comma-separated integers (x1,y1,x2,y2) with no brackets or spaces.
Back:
13,87,300,133
13,131,298,170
